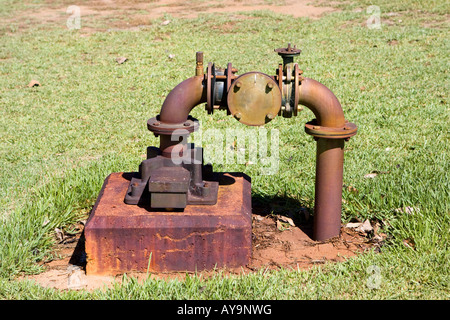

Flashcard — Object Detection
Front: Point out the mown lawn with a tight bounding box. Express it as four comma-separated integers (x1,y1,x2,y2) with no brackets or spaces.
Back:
0,0,448,299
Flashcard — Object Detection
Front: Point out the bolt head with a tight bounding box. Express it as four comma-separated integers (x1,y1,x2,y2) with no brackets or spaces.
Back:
266,113,274,120
234,112,242,120
235,81,242,88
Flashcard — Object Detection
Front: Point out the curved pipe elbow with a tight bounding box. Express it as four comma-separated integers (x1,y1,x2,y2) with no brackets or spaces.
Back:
159,76,207,124
159,76,346,129
298,77,346,128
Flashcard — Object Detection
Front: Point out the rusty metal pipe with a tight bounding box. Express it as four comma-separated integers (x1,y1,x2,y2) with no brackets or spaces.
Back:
156,63,350,241
298,77,345,128
313,138,344,241
159,76,206,156
298,77,346,241
159,76,207,124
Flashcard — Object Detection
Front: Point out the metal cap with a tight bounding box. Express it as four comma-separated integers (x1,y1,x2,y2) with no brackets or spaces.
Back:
227,72,281,126
274,43,301,57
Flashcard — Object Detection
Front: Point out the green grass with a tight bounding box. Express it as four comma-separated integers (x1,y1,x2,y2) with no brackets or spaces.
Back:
0,0,449,299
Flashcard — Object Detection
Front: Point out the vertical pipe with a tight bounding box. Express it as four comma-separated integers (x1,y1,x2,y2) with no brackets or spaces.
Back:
160,135,188,159
313,138,344,241
297,77,348,241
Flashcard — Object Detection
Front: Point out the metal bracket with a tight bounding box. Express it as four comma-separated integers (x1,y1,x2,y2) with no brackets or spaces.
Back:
124,145,218,208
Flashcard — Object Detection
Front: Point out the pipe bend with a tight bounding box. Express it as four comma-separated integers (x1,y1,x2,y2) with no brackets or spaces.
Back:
159,75,207,124
298,77,346,128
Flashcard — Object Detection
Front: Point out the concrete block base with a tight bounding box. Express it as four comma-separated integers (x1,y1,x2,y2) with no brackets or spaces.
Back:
85,172,252,275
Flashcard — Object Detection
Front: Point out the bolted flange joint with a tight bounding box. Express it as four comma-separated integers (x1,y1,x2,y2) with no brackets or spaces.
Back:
304,119,357,140
147,115,199,137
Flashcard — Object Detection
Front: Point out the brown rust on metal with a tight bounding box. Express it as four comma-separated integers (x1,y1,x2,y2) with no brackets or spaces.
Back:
297,77,346,128
295,76,354,240
147,116,198,136
274,43,301,57
195,51,203,76
313,138,345,241
305,119,357,139
159,75,206,125
227,72,281,126
206,62,214,115
147,115,199,158
122,47,358,245
156,74,206,157
293,63,301,115
85,172,252,275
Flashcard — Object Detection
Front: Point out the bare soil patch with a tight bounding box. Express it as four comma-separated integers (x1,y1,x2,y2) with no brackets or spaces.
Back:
4,0,338,33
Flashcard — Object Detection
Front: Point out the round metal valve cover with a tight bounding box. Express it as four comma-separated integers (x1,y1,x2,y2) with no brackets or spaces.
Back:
227,72,281,126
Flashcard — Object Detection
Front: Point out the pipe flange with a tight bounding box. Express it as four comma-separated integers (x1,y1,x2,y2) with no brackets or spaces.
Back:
226,62,233,91
228,72,281,126
293,63,300,117
205,62,215,115
274,44,301,58
147,115,199,136
305,120,357,139
276,64,283,116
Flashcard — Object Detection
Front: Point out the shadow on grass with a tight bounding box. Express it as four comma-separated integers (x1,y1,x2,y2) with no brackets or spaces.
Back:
69,230,87,269
251,193,314,239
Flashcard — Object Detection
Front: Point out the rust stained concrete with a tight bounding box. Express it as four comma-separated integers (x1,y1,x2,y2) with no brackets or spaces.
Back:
85,172,252,275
